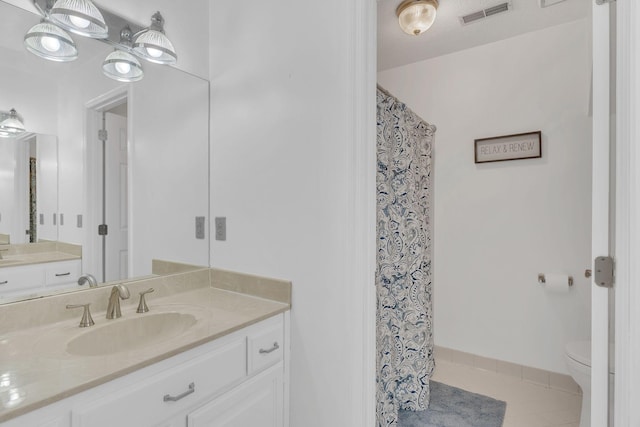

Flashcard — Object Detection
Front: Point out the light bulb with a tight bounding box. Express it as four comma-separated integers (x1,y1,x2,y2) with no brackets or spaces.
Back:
40,36,61,52
114,61,131,75
145,47,163,58
69,15,90,29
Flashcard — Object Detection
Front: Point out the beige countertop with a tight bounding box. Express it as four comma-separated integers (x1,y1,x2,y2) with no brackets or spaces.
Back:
0,251,80,268
0,279,290,422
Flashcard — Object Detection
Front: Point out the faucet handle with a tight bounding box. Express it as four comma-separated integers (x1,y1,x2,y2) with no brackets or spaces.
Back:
136,288,155,313
66,303,95,328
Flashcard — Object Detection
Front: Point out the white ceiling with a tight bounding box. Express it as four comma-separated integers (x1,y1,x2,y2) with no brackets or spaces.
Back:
377,0,590,71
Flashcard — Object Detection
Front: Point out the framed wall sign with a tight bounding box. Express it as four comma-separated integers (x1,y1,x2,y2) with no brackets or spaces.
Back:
474,131,542,163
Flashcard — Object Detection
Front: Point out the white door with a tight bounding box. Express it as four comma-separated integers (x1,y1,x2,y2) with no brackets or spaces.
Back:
591,1,613,425
103,111,129,282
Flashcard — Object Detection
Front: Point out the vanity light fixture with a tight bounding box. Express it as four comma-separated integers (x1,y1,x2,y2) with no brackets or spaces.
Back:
132,12,178,65
0,109,26,138
25,0,177,80
48,0,108,39
396,0,439,36
23,20,78,62
102,26,144,82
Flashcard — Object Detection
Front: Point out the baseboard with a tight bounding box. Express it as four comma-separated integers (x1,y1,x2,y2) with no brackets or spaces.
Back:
434,346,581,395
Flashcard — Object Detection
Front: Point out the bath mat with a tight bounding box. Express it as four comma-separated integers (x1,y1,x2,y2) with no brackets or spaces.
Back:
398,381,506,427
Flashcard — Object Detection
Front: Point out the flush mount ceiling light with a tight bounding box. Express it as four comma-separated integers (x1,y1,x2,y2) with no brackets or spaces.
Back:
0,109,26,138
397,0,439,36
102,27,144,82
49,0,108,39
23,20,78,62
132,12,177,65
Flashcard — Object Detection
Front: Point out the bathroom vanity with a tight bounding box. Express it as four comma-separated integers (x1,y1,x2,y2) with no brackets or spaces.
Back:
0,267,291,427
0,259,81,300
0,241,82,301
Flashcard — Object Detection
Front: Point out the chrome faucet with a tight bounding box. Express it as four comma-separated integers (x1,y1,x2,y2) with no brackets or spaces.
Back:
106,284,130,319
78,274,98,288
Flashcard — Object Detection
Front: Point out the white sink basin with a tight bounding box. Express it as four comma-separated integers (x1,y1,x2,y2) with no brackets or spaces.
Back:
66,312,197,356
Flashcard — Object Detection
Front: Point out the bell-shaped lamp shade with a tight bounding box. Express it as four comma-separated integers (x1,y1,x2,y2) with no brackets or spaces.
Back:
103,50,144,82
132,12,177,65
0,109,26,138
397,0,439,36
24,21,78,62
49,0,108,39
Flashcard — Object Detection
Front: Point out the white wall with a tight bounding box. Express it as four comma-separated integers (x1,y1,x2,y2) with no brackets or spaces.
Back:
0,140,17,240
36,134,59,242
129,64,209,275
378,19,592,374
209,0,374,425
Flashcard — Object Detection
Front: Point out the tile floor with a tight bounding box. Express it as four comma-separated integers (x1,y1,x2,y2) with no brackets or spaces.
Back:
432,359,583,427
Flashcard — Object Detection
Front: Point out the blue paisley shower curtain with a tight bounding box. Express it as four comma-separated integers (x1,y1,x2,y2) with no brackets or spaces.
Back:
376,86,435,427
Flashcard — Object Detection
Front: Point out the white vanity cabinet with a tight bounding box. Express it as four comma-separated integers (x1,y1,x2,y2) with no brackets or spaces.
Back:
1,313,289,427
43,260,82,291
0,259,81,298
187,364,283,427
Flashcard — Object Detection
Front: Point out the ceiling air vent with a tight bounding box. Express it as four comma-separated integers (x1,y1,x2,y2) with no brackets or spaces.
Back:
460,2,512,25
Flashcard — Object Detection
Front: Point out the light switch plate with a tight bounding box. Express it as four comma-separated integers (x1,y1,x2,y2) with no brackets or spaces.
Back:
60,213,64,226
77,214,83,228
215,217,226,241
40,214,44,225
53,213,57,226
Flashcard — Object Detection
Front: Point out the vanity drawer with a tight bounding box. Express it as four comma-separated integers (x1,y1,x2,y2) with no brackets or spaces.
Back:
71,337,247,427
247,315,284,375
45,260,81,287
0,265,45,294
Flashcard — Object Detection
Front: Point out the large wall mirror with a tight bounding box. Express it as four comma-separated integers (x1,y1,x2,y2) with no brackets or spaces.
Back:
0,1,209,303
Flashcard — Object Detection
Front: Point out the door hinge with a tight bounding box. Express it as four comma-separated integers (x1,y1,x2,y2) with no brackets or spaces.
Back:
594,256,614,288
98,129,108,142
98,224,108,236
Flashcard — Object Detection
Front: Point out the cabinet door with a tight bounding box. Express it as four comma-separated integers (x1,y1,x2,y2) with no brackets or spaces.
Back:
187,363,283,427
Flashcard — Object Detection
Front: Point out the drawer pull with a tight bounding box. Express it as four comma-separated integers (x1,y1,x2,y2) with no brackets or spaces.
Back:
55,272,71,277
0,281,7,285
163,382,195,402
259,342,280,354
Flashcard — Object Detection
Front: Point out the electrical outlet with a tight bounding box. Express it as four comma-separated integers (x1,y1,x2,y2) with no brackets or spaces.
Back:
195,217,205,240
215,217,226,241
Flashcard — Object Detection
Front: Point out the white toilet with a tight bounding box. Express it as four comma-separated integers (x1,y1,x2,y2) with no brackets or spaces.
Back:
565,341,615,427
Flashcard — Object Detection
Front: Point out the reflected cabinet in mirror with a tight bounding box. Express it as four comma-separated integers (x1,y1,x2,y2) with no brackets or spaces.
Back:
0,1,209,303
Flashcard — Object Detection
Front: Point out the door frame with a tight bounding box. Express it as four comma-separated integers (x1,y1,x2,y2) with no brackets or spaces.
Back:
348,0,377,425
591,1,612,425
614,0,639,424
83,86,132,283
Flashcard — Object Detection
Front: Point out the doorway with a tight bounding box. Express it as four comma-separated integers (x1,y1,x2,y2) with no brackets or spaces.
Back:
85,87,131,284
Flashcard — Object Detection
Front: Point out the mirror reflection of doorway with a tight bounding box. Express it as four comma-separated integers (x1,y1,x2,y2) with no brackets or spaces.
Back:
97,103,129,283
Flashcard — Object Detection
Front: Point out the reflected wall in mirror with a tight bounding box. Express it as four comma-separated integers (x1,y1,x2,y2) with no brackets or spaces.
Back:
0,0,209,303
0,133,58,245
